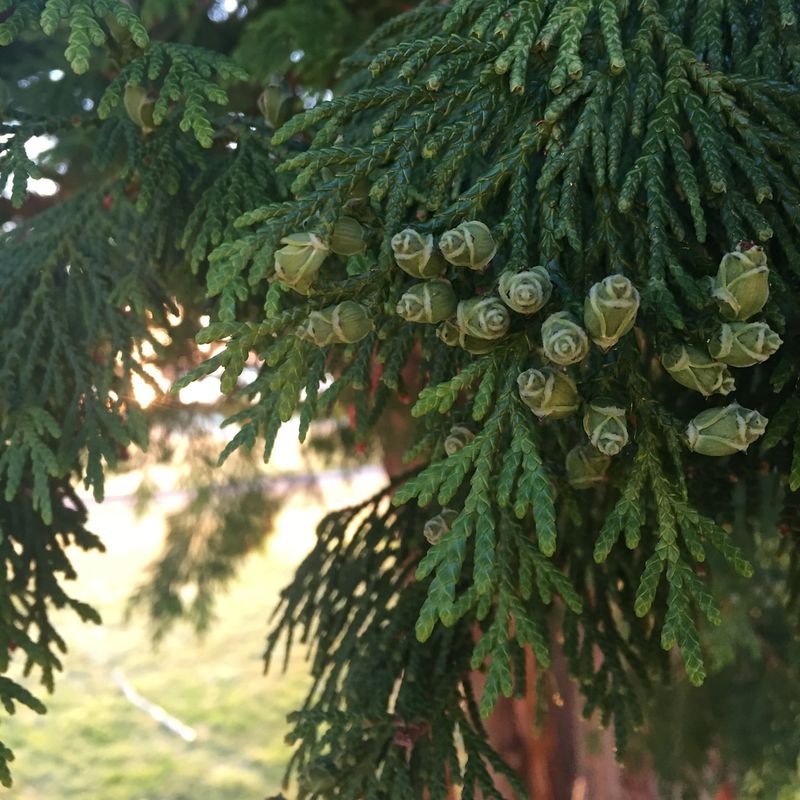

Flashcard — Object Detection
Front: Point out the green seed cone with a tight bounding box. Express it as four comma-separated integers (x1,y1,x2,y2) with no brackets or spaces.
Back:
661,345,735,397
456,296,510,340
274,232,329,295
123,84,155,131
584,274,640,351
257,82,296,129
583,399,630,456
498,266,552,314
444,425,475,456
423,509,459,545
517,368,580,420
439,221,497,269
712,243,770,321
297,301,373,346
542,311,590,366
436,320,497,355
565,444,611,490
708,321,783,367
685,403,768,456
330,216,367,256
391,228,446,278
396,280,457,323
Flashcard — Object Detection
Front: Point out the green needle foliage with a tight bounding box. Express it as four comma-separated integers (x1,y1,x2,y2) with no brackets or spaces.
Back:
4,0,800,795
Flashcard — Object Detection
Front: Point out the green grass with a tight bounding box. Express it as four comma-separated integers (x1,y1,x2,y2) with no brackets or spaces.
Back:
3,482,328,800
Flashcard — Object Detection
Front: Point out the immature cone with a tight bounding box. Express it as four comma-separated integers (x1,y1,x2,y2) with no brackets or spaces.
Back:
456,296,510,340
498,266,552,314
257,82,295,129
583,400,629,456
542,311,590,366
565,444,611,490
708,321,783,368
296,301,373,346
439,221,497,269
396,280,457,323
330,216,366,256
391,229,446,278
685,403,768,456
123,84,155,131
712,243,770,321
444,425,475,456
436,320,461,347
423,509,459,545
274,232,329,295
584,274,641,351
347,178,371,206
661,345,735,397
517,368,580,420
437,320,496,355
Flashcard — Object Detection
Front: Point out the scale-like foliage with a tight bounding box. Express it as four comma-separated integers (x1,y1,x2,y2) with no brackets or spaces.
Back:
0,119,42,206
5,0,800,796
0,0,148,70
267,486,527,799
188,0,800,787
0,481,103,786
98,43,247,147
0,3,287,778
0,192,170,519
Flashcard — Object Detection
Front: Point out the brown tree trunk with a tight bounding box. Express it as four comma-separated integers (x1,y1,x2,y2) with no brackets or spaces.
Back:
470,642,660,800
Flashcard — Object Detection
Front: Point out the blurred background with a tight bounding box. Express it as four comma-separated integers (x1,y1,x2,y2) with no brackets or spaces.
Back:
5,405,386,800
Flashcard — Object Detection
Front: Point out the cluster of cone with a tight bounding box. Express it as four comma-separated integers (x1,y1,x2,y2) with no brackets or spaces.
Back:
664,242,778,458
514,273,642,491
392,221,514,354
424,245,779,539
272,223,776,505
271,218,376,346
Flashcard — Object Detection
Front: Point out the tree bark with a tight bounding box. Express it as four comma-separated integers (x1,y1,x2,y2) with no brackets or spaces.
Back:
471,642,661,800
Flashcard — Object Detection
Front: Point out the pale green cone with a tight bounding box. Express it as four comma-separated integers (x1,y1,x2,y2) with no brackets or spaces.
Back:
498,266,552,314
396,280,457,323
712,243,770,321
330,216,366,256
685,403,768,456
542,311,590,366
456,296,510,340
423,509,459,545
583,400,629,456
274,232,329,295
584,274,641,351
296,301,373,346
708,321,783,367
436,320,461,347
565,444,611,490
439,221,497,269
517,368,580,419
661,345,735,397
257,82,295,129
391,228,446,279
123,84,155,131
437,320,497,355
444,425,475,456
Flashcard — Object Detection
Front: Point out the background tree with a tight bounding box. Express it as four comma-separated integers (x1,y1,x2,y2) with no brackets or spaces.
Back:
3,1,800,798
